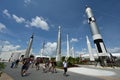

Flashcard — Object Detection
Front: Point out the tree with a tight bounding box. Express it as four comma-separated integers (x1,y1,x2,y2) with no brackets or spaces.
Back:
30,54,34,59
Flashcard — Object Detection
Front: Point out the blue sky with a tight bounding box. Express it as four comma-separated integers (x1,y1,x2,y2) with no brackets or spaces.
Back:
0,0,120,56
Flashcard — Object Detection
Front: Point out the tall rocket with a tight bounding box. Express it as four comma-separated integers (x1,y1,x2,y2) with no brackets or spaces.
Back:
86,6,108,65
66,34,70,57
24,33,34,58
40,42,45,57
0,45,3,57
71,47,75,58
56,26,61,61
86,36,95,61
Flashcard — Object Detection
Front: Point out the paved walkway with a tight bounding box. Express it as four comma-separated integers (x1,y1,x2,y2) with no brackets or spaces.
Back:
68,65,120,80
2,63,103,80
2,63,120,80
0,72,13,80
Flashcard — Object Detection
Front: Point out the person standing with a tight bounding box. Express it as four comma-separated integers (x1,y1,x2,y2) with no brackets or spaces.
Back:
53,61,57,73
63,60,67,76
35,60,40,70
15,59,20,68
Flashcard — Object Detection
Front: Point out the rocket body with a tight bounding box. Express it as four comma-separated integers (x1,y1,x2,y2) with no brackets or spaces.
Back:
40,42,45,57
86,7,107,57
67,34,70,57
56,26,61,61
71,47,75,58
24,34,34,58
86,36,95,61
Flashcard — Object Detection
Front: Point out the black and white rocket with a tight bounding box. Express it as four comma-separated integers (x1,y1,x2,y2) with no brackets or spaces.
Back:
85,6,108,57
56,26,61,61
24,33,34,58
85,6,109,66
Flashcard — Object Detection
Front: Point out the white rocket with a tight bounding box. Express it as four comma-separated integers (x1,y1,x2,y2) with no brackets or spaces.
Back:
0,45,3,57
71,47,75,58
86,36,95,61
86,6,108,65
86,6,108,56
66,34,70,57
56,26,61,61
24,33,34,58
40,42,45,57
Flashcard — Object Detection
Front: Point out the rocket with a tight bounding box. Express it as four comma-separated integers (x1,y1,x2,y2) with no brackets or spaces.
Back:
0,45,3,57
85,6,108,56
71,47,75,58
86,6,108,65
56,26,61,61
66,34,70,57
65,34,70,61
40,42,45,57
24,33,34,58
86,36,95,61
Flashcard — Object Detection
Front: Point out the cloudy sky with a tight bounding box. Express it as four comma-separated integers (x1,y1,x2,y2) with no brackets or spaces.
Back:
0,0,120,57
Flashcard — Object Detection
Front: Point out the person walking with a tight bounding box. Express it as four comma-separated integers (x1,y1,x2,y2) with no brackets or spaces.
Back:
10,60,16,68
15,59,20,68
63,60,68,76
53,61,57,73
21,58,30,77
35,60,40,70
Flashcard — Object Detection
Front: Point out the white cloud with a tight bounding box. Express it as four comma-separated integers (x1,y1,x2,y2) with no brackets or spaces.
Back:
25,24,29,27
108,47,120,53
82,19,87,25
24,0,31,6
43,42,57,57
82,14,88,25
2,9,49,30
24,0,31,3
3,9,25,23
25,20,30,27
0,40,20,52
3,9,11,18
70,38,78,43
2,45,20,51
12,14,25,23
0,23,6,32
3,40,10,45
30,16,49,31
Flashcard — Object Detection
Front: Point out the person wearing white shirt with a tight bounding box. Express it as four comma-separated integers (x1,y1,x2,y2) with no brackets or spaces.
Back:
63,60,67,75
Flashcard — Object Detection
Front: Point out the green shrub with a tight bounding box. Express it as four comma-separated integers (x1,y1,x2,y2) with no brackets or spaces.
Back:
67,62,73,67
0,62,6,70
56,61,63,67
61,56,65,62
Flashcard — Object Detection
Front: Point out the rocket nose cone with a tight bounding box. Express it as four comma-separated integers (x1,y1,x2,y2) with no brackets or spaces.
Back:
85,7,91,13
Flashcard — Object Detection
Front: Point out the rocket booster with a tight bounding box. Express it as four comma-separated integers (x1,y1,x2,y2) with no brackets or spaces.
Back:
86,6,107,56
56,26,61,61
86,36,95,61
24,33,34,58
67,34,70,57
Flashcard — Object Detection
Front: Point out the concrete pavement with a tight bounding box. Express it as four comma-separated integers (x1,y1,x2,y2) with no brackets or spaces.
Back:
3,63,103,80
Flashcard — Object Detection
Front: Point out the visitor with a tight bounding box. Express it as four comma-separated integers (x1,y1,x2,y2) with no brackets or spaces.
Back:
15,59,20,68
21,58,30,77
52,61,57,73
63,60,68,76
10,60,16,68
